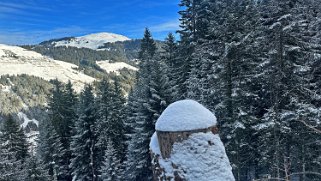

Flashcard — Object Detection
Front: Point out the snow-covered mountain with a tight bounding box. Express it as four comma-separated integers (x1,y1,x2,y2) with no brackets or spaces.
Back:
0,44,95,92
52,32,131,50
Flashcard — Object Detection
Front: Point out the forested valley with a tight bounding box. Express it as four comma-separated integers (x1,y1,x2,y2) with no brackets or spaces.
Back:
1,0,321,181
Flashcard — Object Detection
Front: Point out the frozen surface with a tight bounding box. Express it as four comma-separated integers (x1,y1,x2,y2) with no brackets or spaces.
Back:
96,60,138,75
0,44,95,92
53,32,130,50
153,132,235,181
156,100,217,132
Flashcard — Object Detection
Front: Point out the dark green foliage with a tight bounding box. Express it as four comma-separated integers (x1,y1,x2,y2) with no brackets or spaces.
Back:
38,79,78,181
0,115,29,161
125,29,171,181
177,0,321,180
100,140,122,181
37,119,62,180
70,84,99,181
0,115,29,180
24,156,50,181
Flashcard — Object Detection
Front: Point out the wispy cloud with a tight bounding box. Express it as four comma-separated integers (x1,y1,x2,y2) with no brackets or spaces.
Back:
150,19,180,33
0,2,53,12
0,26,88,45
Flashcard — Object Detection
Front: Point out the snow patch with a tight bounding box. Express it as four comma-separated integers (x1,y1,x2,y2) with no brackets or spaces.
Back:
53,32,130,50
0,44,95,92
96,60,138,75
156,100,217,132
150,132,161,155
26,131,39,155
252,121,275,131
17,112,39,128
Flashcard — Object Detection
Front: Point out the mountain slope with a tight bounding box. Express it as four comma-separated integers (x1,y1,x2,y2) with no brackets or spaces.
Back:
49,32,130,50
0,44,95,92
96,60,138,75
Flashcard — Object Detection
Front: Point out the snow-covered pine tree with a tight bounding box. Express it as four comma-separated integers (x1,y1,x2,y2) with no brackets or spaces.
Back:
24,156,50,181
162,33,178,103
110,78,126,160
96,78,126,178
253,0,321,179
125,28,170,180
96,78,114,175
185,1,262,179
0,138,19,181
100,139,122,181
47,79,76,181
0,115,29,180
186,0,215,103
37,118,63,180
70,84,99,181
174,0,203,100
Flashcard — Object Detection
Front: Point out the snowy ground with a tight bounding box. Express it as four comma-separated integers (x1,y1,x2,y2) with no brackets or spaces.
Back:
0,44,95,92
53,32,130,50
96,60,138,75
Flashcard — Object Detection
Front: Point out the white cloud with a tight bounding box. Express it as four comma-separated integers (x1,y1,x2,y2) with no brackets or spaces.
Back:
150,19,180,33
0,26,87,45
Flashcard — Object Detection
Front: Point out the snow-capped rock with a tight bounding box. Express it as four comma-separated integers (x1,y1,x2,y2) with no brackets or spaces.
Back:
0,44,95,92
53,32,130,50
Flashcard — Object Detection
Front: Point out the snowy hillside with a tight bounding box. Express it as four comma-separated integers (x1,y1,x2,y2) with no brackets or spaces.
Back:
96,60,138,75
53,32,130,50
0,44,95,92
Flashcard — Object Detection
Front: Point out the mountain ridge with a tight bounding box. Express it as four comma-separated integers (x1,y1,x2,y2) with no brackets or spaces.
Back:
41,32,131,50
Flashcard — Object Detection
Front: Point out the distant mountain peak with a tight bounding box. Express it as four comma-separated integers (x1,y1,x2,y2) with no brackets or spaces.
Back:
52,32,131,50
79,32,130,42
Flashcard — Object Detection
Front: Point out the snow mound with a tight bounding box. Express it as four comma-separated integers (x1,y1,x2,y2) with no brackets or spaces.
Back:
150,132,161,155
151,132,235,181
96,60,138,75
53,32,130,50
0,44,95,92
156,100,217,132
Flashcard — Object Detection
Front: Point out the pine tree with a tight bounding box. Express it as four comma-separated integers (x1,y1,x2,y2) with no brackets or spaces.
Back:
254,0,321,179
47,79,76,181
110,79,126,160
162,33,178,103
125,29,170,180
100,140,122,181
24,156,50,181
70,84,99,181
0,115,29,180
37,119,63,180
96,78,114,176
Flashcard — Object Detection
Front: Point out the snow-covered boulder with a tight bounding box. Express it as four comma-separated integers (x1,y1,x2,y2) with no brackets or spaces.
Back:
150,100,234,181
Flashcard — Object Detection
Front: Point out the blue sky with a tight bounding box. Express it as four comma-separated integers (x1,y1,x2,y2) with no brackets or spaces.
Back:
0,0,181,45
